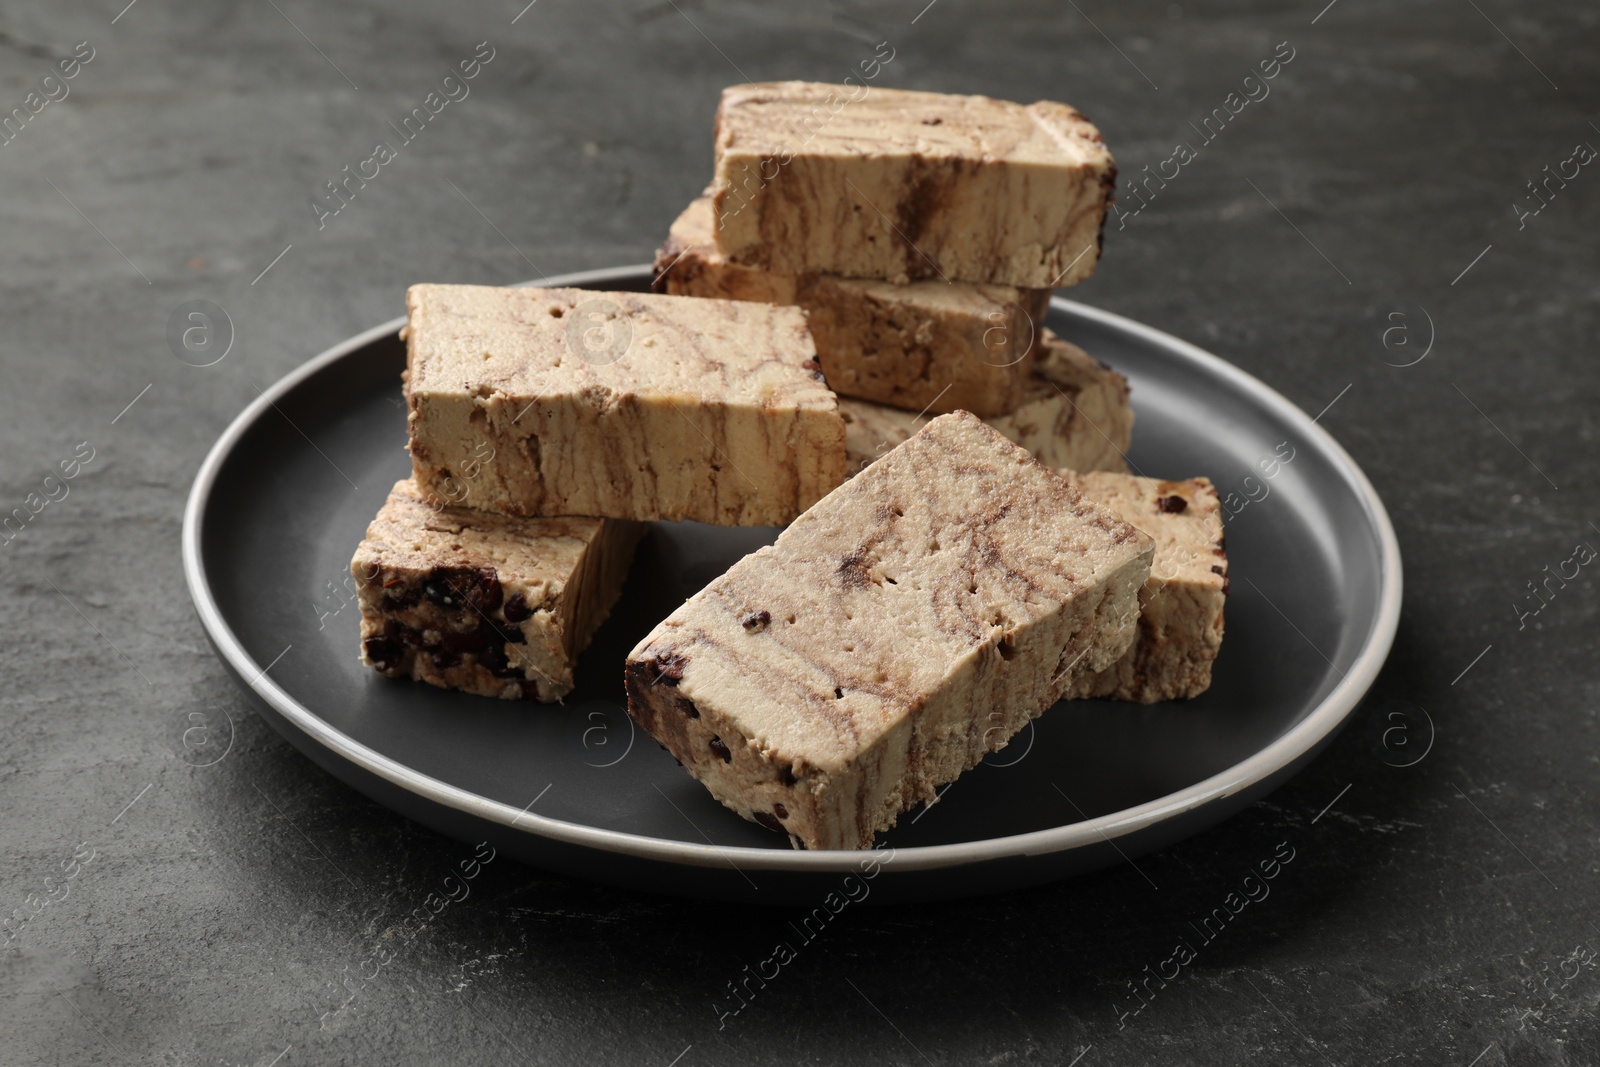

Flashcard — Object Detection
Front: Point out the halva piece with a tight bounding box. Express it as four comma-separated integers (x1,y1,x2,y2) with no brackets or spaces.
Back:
352,478,643,702
404,284,846,525
711,82,1116,287
1063,472,1227,703
625,411,1153,850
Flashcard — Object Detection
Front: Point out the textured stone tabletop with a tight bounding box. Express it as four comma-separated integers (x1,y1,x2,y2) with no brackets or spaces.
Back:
2,1,1597,1064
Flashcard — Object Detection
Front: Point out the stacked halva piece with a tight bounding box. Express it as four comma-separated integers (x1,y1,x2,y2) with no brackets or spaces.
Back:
348,82,1229,851
657,83,1134,473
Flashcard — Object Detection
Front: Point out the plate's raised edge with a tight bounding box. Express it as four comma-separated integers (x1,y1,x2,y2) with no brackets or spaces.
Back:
181,265,1402,875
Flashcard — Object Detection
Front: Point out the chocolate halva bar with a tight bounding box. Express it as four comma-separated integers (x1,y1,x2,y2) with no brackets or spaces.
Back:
404,284,846,525
711,82,1116,288
352,478,643,702
625,411,1153,850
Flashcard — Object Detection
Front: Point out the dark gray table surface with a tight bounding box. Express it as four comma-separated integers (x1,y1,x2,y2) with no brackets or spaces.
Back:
3,1,1596,1064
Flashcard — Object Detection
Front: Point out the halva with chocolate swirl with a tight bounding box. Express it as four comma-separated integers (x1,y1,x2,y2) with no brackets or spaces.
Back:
403,284,847,525
656,194,1049,417
1064,472,1228,703
625,411,1154,851
710,82,1116,288
838,330,1132,475
351,478,643,702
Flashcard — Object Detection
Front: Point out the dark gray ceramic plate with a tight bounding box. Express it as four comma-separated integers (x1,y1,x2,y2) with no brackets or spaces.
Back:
183,264,1400,905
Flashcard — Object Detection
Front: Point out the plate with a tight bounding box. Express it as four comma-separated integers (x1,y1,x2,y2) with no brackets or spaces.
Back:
183,265,1400,904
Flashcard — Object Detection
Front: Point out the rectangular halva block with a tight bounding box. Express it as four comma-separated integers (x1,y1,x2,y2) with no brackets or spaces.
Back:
711,82,1116,288
352,478,643,702
625,412,1153,850
404,284,847,525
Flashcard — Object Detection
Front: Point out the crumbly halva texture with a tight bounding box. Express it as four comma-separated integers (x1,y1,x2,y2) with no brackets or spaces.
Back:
625,412,1154,850
1063,472,1228,703
838,330,1132,474
351,478,644,702
655,195,1049,417
710,82,1116,288
404,284,847,525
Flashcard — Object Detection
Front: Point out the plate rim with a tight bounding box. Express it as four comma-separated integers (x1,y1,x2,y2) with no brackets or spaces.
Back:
181,263,1402,874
